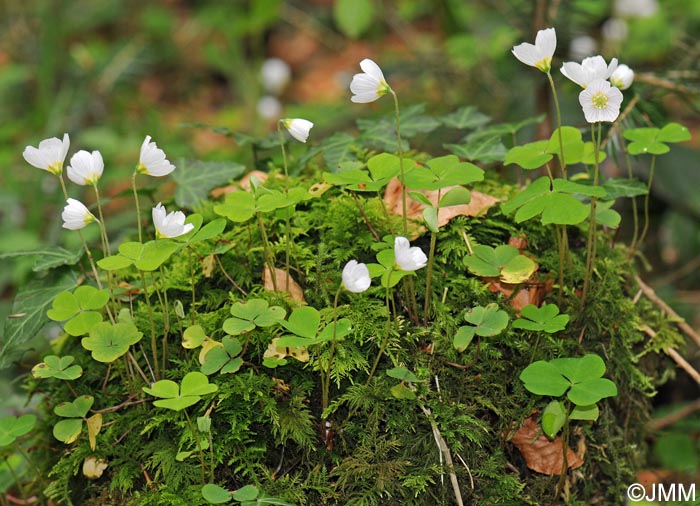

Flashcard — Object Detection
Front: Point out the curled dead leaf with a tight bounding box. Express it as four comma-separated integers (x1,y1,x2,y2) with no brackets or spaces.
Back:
508,415,583,475
264,337,309,363
487,278,550,312
210,170,271,199
263,267,305,303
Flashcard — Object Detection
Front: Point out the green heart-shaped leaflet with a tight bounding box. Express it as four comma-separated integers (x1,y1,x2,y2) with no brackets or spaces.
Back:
223,299,286,335
512,303,569,334
201,336,243,375
453,303,509,351
279,307,320,339
0,414,36,446
54,395,94,418
386,366,419,383
143,372,218,411
201,483,232,504
81,322,143,363
32,355,82,380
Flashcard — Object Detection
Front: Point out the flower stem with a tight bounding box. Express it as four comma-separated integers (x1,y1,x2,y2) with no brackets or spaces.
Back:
322,287,343,416
139,269,159,379
423,231,438,325
3,455,27,501
277,122,292,289
547,72,567,179
184,410,207,485
131,173,143,243
367,273,394,385
188,248,196,325
93,185,111,256
390,89,408,235
581,122,602,309
256,211,277,291
637,155,657,248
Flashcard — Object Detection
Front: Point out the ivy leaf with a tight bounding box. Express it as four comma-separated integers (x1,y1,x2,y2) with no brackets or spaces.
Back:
512,303,569,333
32,355,82,380
81,322,143,363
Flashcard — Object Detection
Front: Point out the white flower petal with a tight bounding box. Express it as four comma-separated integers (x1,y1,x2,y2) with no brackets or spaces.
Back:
579,80,622,123
62,198,96,230
283,118,314,143
23,133,70,175
67,150,104,186
359,59,386,83
394,236,427,272
342,260,371,293
535,28,557,58
350,58,390,103
137,136,175,177
512,27,556,72
511,43,540,66
152,202,193,238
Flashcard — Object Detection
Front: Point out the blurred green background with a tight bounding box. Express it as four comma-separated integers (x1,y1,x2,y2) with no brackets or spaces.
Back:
0,0,699,475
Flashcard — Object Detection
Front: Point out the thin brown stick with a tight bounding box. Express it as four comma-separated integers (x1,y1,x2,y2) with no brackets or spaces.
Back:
635,275,700,348
647,398,700,432
641,325,700,385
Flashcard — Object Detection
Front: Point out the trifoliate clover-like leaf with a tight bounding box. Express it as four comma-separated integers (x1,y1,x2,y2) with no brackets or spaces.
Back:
223,299,286,335
512,303,569,333
0,414,36,446
623,122,690,156
453,303,509,351
47,286,109,336
143,372,218,411
201,483,232,504
81,322,143,363
403,154,484,190
200,336,243,375
386,366,419,383
463,244,537,284
32,355,82,380
52,395,94,444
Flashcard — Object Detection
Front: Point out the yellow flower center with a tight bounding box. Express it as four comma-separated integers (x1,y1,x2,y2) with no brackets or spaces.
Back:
591,92,609,110
376,81,391,97
47,162,63,176
535,57,552,73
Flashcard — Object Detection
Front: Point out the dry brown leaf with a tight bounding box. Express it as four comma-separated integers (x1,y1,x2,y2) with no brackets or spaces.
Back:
487,278,549,312
383,177,500,238
86,413,102,451
264,337,310,363
263,267,305,303
202,254,216,278
509,415,583,475
210,170,271,199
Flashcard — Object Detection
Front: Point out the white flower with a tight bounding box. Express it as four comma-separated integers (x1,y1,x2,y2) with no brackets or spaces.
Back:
22,133,70,176
610,64,634,90
281,118,314,143
511,27,557,73
257,96,282,120
568,35,597,61
615,0,658,18
152,203,194,238
579,79,624,123
602,18,629,42
561,55,618,88
394,236,427,272
62,198,97,230
350,59,391,103
136,136,175,177
66,150,104,186
342,260,371,293
260,58,291,95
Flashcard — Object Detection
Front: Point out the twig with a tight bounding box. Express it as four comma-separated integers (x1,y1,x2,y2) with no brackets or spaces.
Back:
635,275,700,348
455,453,475,489
647,398,700,432
214,254,247,296
418,402,464,506
641,324,700,385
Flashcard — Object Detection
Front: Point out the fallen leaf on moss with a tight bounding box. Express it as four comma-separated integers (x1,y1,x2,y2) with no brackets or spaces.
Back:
487,278,549,311
264,337,309,363
509,415,583,475
210,170,271,198
263,267,305,303
202,254,216,278
384,177,500,238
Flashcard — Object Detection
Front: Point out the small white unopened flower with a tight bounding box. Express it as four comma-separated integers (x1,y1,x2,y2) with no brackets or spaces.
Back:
342,260,371,293
62,198,97,230
67,150,104,186
394,236,427,272
511,27,557,73
350,59,391,103
281,118,314,143
561,55,618,88
610,64,634,90
136,136,175,177
579,79,624,123
152,203,194,238
260,58,291,95
23,133,70,176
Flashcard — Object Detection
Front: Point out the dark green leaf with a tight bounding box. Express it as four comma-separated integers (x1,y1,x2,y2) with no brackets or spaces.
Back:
173,159,246,209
